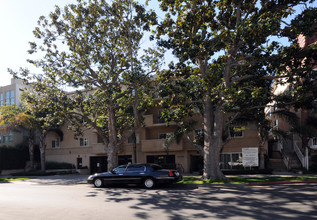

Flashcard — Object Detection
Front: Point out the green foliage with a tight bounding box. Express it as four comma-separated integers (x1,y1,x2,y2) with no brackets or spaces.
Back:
0,177,29,182
179,176,317,184
155,0,317,179
11,0,163,171
45,161,75,170
0,105,32,132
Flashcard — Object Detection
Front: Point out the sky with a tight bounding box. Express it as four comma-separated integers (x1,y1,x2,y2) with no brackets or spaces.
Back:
0,0,316,87
0,0,78,86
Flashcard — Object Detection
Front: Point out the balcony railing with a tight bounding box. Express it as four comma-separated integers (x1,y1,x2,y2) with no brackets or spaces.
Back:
294,140,309,170
143,114,177,127
309,138,317,150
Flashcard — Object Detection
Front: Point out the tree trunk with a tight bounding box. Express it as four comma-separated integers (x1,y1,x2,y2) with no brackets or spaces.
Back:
28,131,35,170
202,96,214,179
132,132,137,163
39,132,47,172
257,126,267,170
107,107,118,171
259,145,265,169
209,105,226,180
107,142,118,171
132,86,140,164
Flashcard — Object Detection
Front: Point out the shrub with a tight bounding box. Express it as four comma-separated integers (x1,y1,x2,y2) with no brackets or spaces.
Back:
45,161,75,170
0,144,29,170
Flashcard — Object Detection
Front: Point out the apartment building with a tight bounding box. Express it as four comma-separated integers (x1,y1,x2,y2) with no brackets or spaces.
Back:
266,33,317,170
0,78,27,147
46,102,265,174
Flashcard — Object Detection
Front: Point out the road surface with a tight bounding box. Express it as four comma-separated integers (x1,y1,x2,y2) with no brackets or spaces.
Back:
0,176,316,220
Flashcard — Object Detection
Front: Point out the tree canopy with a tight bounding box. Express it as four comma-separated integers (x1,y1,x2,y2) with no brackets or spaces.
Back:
154,0,317,179
11,0,163,171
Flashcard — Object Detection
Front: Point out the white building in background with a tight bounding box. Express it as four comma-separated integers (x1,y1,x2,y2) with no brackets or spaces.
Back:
0,78,27,146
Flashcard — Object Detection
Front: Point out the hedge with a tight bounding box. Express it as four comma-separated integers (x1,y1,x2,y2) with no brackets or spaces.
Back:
0,144,29,170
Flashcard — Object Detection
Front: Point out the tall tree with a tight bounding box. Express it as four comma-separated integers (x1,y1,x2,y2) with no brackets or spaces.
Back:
155,0,316,179
11,0,162,171
0,105,37,169
19,85,66,172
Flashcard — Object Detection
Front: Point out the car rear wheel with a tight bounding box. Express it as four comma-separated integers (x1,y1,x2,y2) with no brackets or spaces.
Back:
144,178,155,189
93,178,103,188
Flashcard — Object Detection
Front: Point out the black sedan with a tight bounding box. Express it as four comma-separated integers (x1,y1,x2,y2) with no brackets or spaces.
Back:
87,163,182,189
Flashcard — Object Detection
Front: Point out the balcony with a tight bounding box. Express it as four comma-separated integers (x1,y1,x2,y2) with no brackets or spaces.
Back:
141,139,183,152
143,114,177,127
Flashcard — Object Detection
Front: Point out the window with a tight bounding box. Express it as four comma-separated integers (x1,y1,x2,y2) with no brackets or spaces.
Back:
220,153,243,170
159,133,172,139
113,165,127,173
5,91,14,105
52,140,60,148
80,138,89,147
158,110,165,123
128,133,140,144
3,131,13,143
230,127,244,138
126,165,145,172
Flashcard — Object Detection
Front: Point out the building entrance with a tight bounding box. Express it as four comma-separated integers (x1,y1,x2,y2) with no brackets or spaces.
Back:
190,155,203,174
90,156,107,174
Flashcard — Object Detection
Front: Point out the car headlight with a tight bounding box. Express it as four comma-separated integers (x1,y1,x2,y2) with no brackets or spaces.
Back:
88,175,93,180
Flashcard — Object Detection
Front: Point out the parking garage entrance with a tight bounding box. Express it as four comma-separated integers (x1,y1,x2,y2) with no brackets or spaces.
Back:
90,156,107,174
90,155,133,174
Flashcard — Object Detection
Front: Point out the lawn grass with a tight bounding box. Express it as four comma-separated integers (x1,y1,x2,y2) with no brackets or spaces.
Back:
179,176,317,184
0,177,29,182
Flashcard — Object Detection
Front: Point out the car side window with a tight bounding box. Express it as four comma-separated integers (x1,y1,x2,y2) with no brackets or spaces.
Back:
126,165,145,172
113,165,126,173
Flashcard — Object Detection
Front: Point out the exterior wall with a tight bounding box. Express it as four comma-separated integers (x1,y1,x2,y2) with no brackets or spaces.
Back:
223,122,261,153
46,110,266,174
46,126,99,168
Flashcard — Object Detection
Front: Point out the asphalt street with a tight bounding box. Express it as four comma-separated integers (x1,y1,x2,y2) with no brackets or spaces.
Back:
0,175,317,220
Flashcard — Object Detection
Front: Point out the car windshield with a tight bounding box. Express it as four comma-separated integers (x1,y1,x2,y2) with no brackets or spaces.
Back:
150,164,162,171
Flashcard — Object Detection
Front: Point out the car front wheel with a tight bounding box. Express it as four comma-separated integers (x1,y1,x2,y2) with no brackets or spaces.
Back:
93,178,103,188
144,178,155,189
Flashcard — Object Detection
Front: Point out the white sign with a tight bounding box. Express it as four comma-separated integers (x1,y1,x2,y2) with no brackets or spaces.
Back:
242,148,258,167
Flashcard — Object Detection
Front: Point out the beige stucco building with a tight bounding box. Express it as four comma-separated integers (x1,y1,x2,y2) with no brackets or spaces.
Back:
46,103,265,174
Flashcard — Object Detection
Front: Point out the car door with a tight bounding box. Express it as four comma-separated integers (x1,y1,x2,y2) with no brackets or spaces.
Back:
124,164,146,184
104,165,127,184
